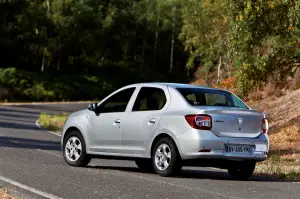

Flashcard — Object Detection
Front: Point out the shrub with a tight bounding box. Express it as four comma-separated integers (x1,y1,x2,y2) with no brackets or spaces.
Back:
0,68,114,101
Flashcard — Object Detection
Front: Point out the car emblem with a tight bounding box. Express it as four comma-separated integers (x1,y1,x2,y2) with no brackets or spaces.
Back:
237,118,243,125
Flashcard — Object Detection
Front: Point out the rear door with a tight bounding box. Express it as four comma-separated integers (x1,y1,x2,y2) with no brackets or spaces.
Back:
121,86,169,155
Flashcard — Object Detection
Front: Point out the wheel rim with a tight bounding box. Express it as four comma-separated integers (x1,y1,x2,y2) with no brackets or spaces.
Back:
65,136,82,162
155,143,171,171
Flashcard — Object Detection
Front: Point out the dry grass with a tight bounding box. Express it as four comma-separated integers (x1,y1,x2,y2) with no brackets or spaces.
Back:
254,125,300,181
0,189,18,199
39,113,69,134
248,89,300,132
247,88,300,181
255,155,300,181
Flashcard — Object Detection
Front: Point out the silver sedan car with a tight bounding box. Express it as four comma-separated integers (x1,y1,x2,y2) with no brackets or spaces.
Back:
61,83,269,180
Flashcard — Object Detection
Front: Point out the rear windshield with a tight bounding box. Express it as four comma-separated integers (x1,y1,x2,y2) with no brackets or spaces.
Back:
177,88,249,109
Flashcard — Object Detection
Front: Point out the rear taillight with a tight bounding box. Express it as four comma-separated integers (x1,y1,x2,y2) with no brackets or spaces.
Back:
261,118,268,134
185,114,212,130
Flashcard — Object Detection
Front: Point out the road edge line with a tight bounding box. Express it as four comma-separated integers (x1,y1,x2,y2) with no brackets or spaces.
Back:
0,174,64,199
35,120,61,137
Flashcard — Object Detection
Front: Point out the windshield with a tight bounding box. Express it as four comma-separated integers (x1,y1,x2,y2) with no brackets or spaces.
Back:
177,88,249,109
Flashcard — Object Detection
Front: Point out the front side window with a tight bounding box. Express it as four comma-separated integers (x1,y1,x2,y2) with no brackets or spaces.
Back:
132,87,167,111
99,87,136,113
177,88,249,109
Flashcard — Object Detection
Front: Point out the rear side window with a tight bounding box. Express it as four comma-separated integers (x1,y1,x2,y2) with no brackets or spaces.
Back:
205,93,227,106
133,87,167,111
177,88,248,109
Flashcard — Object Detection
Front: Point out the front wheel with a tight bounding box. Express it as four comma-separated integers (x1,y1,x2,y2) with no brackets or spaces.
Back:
63,130,91,167
227,161,256,180
152,137,182,177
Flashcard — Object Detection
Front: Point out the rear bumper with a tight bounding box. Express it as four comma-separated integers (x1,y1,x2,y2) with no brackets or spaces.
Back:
176,129,269,161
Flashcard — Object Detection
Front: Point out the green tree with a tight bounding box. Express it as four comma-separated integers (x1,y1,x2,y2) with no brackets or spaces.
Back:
228,0,300,95
180,0,229,84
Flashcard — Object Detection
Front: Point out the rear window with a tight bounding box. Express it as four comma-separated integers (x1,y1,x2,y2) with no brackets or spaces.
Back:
177,88,249,109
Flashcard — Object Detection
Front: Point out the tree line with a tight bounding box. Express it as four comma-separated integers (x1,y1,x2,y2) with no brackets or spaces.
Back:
1,0,300,98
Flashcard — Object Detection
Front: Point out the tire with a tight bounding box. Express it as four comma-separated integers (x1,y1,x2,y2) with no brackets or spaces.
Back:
227,161,256,180
63,130,91,167
151,137,182,177
135,159,154,173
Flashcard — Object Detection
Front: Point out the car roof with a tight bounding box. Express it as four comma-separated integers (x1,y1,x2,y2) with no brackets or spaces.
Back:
127,82,225,91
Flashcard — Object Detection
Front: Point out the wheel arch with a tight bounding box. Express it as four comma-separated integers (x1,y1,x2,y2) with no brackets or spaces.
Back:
62,126,88,152
149,131,182,158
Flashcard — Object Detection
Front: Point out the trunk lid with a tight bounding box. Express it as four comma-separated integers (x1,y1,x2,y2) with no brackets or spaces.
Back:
202,107,264,138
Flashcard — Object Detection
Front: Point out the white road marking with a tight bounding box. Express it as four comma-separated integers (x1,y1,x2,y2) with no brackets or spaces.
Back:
37,149,62,158
35,120,61,137
0,174,64,199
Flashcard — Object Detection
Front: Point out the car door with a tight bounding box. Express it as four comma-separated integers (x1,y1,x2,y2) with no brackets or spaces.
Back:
121,86,169,155
88,87,136,154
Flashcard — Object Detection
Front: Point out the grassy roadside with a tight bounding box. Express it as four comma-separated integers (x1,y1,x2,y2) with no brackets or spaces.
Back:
255,154,300,181
39,113,69,134
39,113,300,181
254,125,300,181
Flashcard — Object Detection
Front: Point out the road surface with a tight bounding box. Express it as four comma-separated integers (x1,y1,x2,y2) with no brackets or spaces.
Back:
0,104,299,199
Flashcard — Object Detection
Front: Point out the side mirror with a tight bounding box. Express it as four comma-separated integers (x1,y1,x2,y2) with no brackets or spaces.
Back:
88,103,98,113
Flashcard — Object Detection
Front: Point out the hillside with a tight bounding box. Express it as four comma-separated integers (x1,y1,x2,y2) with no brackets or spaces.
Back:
248,89,300,156
246,89,300,179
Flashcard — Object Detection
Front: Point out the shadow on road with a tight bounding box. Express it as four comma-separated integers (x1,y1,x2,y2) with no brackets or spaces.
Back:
0,136,60,151
87,165,286,182
0,121,40,131
0,112,37,120
0,107,41,115
17,104,88,113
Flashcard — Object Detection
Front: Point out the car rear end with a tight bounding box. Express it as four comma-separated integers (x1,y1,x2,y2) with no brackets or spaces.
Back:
168,86,269,162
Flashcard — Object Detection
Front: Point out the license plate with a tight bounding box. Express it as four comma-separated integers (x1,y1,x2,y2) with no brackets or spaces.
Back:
225,145,253,154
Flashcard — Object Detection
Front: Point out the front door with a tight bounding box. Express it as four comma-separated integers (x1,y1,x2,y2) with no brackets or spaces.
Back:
88,87,136,153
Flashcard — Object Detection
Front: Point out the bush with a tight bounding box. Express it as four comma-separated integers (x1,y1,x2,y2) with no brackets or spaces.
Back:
0,68,115,101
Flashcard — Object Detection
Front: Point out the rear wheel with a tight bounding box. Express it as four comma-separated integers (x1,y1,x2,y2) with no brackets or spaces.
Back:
152,137,182,177
227,161,256,180
63,130,91,167
135,159,154,173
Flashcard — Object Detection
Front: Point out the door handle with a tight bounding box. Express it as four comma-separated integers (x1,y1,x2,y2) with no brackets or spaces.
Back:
113,119,121,124
148,118,156,124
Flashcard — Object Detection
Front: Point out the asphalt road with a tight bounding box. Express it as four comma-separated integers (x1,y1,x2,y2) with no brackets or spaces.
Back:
0,103,299,199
